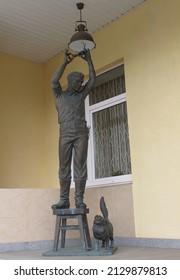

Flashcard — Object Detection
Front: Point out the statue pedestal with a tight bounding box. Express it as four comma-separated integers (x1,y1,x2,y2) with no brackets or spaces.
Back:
43,246,117,256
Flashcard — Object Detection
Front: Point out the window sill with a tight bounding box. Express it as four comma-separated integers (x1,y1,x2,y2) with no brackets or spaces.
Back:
71,174,132,189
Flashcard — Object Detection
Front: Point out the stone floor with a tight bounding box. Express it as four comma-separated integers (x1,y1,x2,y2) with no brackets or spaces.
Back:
0,246,180,260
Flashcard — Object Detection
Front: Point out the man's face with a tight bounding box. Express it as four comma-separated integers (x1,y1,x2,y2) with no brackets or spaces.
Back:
69,75,84,92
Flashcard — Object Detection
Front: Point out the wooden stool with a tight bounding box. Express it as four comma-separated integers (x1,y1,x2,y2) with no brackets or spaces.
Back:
53,208,92,251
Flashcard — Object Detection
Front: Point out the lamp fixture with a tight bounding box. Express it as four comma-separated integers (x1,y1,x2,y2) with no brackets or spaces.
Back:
68,2,96,52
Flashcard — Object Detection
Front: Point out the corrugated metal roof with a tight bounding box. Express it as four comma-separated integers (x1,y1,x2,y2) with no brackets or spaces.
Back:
0,0,147,63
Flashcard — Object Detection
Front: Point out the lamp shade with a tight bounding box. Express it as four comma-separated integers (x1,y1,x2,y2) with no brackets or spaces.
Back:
69,23,96,52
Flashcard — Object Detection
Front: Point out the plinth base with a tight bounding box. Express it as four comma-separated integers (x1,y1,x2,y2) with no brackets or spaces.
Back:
43,246,118,256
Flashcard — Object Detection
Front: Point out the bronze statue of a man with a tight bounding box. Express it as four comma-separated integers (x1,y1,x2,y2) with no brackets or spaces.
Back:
51,49,95,209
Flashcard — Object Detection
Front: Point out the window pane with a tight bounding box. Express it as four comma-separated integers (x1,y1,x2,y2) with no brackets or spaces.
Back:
89,65,125,105
93,102,131,179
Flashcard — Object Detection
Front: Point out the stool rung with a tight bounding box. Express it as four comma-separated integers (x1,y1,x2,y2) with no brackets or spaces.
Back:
58,215,79,219
60,225,79,230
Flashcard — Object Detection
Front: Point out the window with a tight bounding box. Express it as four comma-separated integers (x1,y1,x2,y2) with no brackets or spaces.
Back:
85,64,132,187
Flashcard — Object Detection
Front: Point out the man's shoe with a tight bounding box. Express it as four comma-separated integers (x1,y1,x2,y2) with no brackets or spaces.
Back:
75,201,87,209
51,201,70,210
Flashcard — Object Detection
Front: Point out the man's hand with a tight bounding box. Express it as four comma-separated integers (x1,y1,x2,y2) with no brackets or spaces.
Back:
64,50,76,64
79,49,91,61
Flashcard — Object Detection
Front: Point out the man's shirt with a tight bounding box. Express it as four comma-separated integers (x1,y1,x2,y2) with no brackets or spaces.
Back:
52,82,92,126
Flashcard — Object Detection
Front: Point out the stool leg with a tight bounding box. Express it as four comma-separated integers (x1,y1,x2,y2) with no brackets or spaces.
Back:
82,214,92,250
78,216,86,249
53,216,61,251
60,218,66,248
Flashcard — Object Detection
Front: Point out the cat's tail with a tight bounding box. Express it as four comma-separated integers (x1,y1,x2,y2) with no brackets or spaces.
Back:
100,196,109,222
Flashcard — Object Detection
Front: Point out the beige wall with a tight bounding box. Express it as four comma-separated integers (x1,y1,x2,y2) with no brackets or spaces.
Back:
0,185,135,243
1,0,180,243
0,188,56,243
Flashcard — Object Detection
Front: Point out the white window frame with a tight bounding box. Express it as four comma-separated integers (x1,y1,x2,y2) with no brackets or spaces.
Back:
85,64,132,188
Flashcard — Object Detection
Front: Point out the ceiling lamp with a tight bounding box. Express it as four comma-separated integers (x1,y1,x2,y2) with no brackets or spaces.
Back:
68,2,96,52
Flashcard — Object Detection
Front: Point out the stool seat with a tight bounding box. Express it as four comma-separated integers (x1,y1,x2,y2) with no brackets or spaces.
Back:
53,208,92,251
53,208,90,216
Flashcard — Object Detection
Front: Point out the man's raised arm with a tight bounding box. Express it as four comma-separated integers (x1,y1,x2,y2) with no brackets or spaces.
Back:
81,49,96,90
51,51,74,89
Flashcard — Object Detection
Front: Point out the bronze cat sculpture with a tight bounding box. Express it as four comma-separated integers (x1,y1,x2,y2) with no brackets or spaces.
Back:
92,196,114,250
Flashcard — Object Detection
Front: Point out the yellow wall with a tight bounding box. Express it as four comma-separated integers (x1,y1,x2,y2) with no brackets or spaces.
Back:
0,52,46,188
1,0,180,240
124,0,180,239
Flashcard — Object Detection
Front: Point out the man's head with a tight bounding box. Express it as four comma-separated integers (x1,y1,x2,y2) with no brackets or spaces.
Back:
67,71,84,92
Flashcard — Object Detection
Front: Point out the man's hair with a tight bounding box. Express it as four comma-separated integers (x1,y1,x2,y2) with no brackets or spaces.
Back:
67,71,84,83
